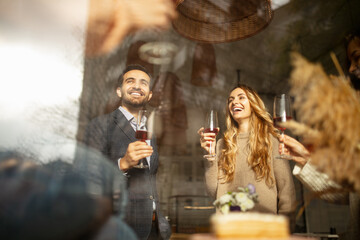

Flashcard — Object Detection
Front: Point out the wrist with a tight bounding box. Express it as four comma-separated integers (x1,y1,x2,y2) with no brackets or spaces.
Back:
119,157,130,171
204,156,216,161
299,159,307,167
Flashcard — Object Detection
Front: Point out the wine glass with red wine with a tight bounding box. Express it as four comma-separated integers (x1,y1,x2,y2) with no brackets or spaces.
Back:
273,94,293,159
203,110,219,159
134,109,151,169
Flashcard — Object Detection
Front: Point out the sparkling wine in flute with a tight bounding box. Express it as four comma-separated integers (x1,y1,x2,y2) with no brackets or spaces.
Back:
203,110,219,159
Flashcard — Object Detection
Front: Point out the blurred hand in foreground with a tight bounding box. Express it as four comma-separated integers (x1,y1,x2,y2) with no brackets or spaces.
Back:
86,0,178,56
279,135,311,167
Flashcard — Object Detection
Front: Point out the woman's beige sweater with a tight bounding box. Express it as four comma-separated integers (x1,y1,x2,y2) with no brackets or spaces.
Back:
205,132,296,215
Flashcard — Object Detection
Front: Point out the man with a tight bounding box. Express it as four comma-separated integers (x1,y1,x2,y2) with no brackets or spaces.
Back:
84,64,171,240
347,32,360,79
346,31,360,92
277,32,360,240
280,135,359,240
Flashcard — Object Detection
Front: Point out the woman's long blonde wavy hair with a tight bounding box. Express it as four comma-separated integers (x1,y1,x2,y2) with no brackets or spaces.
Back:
220,85,278,187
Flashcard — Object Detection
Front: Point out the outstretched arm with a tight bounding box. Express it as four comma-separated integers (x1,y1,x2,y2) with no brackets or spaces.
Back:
281,135,347,203
199,127,221,199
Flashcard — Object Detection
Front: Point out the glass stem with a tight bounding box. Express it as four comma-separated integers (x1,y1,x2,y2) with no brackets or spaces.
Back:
280,131,285,155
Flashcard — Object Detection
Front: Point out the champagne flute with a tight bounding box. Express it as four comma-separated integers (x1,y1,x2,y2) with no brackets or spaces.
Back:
203,110,219,158
134,109,151,169
273,94,293,159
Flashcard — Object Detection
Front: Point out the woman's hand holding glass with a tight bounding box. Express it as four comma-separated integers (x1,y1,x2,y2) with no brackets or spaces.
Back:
198,127,219,159
199,110,219,159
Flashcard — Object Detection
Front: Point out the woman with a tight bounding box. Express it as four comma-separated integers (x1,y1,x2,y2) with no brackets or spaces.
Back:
198,85,296,216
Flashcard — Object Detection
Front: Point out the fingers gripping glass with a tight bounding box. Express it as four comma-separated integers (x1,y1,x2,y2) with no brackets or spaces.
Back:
134,110,152,169
203,110,219,159
273,94,293,160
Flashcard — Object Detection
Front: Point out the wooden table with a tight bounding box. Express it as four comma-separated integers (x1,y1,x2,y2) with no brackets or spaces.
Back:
188,233,319,240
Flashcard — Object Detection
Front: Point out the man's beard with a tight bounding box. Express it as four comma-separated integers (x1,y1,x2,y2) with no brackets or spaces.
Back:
122,95,149,109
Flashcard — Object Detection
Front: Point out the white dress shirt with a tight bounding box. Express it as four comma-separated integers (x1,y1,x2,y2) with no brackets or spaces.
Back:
118,106,151,167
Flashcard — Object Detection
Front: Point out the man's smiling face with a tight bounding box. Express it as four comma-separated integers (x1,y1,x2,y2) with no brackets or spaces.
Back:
348,36,360,80
117,69,152,110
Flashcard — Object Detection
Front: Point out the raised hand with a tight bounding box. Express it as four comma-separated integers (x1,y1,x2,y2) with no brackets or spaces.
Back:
198,127,218,159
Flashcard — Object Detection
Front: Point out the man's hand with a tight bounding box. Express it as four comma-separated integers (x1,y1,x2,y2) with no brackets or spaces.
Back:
279,135,311,166
119,141,153,170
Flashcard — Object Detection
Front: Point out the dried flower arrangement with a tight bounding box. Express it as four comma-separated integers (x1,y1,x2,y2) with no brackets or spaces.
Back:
284,52,360,194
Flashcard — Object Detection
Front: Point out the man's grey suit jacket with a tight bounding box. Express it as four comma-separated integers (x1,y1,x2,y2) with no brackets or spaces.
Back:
84,109,171,240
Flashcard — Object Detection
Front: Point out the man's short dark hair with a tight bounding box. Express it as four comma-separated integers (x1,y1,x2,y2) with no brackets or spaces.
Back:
345,29,360,49
117,64,152,87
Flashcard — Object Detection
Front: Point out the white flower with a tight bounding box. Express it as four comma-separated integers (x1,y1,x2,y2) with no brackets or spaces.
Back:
240,198,255,211
213,184,258,214
218,193,233,205
220,204,230,214
234,192,247,204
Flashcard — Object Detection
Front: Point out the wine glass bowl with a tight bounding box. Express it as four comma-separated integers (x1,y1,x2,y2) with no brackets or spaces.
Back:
135,110,149,142
135,130,148,142
134,109,151,169
273,94,293,160
273,116,292,132
203,110,219,158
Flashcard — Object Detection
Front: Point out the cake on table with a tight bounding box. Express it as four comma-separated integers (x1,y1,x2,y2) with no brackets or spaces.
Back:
211,212,290,239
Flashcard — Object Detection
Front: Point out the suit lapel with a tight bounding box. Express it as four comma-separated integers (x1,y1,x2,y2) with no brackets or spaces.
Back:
112,109,137,142
149,136,158,172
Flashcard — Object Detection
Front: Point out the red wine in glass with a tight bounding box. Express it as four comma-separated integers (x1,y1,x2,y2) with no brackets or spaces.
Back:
135,130,148,142
204,128,219,135
203,110,219,158
134,110,150,169
273,116,293,132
